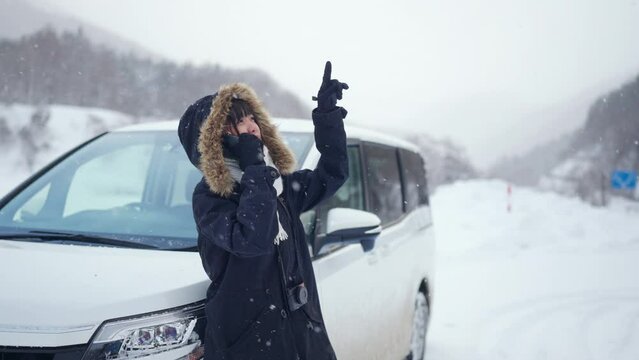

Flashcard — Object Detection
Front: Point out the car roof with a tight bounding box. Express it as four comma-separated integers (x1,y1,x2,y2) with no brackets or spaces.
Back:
114,117,420,153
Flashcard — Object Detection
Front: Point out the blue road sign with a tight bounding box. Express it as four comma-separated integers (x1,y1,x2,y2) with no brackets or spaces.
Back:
611,170,637,189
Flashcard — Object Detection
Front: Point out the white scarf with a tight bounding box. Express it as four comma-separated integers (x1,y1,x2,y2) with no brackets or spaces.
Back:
224,147,288,245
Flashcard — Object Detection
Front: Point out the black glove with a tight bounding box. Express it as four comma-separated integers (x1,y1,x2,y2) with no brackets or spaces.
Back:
313,61,349,113
223,133,266,171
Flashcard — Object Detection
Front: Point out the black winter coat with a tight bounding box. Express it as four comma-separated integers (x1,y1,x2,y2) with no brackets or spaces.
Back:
178,83,348,360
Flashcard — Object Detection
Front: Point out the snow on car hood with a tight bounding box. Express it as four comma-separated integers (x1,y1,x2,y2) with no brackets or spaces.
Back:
0,239,209,347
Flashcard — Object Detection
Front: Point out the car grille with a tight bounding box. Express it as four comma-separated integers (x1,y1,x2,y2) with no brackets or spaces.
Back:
0,345,86,360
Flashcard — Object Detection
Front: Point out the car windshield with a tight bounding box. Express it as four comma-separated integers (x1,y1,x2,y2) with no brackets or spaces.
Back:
0,130,313,250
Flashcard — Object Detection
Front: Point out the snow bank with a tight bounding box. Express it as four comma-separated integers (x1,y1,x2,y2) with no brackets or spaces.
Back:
431,179,639,257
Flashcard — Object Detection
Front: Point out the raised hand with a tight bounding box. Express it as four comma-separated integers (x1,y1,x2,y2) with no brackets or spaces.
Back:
313,61,349,113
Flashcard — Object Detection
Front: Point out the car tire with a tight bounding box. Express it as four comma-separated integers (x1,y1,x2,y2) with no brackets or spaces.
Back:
406,291,429,360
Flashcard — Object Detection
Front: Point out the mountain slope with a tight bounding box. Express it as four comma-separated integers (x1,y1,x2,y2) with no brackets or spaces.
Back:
539,75,639,203
0,28,308,119
0,0,157,58
489,73,639,204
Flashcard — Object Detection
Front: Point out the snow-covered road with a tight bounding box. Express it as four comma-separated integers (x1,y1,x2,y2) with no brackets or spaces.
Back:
426,180,639,360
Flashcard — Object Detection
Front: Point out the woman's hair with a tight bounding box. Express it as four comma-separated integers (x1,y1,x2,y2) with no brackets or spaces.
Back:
226,99,255,127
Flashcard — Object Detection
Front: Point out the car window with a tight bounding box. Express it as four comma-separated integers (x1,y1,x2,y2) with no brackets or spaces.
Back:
322,146,365,211
302,145,364,256
399,149,430,211
63,143,154,217
12,183,50,222
281,132,314,163
170,158,202,207
363,143,403,225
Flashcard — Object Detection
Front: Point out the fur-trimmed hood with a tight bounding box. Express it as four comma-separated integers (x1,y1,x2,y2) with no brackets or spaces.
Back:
178,83,296,197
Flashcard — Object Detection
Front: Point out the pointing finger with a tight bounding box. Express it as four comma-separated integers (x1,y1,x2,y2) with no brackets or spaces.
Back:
323,61,332,82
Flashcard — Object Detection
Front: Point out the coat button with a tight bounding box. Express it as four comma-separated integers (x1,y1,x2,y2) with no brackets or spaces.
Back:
270,170,278,178
281,309,288,318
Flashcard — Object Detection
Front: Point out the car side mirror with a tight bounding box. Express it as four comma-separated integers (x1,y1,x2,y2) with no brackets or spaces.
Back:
324,208,382,252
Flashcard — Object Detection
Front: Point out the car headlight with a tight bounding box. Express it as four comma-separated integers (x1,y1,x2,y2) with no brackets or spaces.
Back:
81,302,206,360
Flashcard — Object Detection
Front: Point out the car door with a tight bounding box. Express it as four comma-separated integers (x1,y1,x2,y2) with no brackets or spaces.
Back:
359,141,420,358
367,146,437,358
303,144,383,360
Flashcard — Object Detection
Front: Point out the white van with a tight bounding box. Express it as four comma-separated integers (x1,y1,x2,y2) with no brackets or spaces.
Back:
0,118,435,360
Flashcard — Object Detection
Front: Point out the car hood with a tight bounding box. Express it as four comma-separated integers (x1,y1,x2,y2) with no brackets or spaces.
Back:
0,239,209,347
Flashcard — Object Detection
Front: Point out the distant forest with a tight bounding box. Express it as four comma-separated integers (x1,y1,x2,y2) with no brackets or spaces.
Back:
0,27,308,119
562,75,639,201
570,75,639,170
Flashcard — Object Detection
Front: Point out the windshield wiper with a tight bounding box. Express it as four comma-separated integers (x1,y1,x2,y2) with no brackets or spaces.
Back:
0,230,157,249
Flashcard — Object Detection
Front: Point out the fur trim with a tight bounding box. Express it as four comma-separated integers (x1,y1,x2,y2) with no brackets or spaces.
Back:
197,83,296,197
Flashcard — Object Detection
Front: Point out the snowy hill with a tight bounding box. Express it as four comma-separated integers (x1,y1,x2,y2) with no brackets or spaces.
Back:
0,103,162,196
489,75,639,205
544,76,638,203
426,180,639,359
0,0,158,59
406,134,478,190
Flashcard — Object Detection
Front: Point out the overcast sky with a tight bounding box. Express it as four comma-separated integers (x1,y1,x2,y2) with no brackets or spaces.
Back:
37,0,639,169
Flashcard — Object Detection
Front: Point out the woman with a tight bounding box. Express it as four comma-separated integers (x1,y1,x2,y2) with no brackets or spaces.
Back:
177,61,349,360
